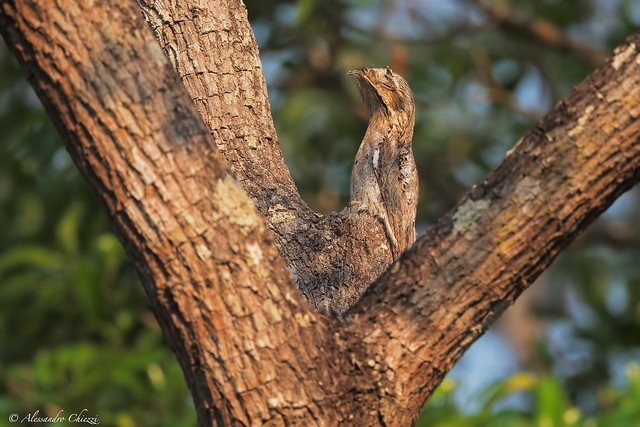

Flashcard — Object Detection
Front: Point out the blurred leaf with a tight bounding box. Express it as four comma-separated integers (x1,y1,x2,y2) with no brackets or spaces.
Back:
535,377,569,425
55,201,84,254
482,373,538,409
0,245,63,275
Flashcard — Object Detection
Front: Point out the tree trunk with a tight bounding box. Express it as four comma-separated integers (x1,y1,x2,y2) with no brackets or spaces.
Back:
2,0,640,426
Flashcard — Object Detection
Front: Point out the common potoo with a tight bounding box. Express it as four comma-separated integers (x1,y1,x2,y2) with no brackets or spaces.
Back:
349,67,418,259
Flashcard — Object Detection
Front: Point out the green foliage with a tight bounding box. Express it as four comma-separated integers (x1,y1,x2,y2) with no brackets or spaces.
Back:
419,365,640,427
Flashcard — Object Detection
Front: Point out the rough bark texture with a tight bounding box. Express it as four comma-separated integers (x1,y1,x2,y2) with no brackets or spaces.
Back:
136,0,393,315
0,1,333,424
2,0,640,426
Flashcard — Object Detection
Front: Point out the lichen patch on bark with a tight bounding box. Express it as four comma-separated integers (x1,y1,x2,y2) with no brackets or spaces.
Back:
247,242,263,266
568,105,595,138
267,204,296,224
514,177,542,202
212,175,260,233
195,242,212,260
452,198,491,235
612,43,637,70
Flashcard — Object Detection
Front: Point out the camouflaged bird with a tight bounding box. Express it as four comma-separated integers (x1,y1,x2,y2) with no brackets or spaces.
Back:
348,67,418,260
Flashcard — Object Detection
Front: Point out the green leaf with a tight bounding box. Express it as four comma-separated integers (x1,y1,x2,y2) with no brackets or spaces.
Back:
0,245,63,275
55,201,85,254
535,377,569,426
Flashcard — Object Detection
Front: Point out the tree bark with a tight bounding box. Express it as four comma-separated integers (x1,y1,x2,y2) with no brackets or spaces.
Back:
0,1,331,424
136,0,393,315
2,0,640,426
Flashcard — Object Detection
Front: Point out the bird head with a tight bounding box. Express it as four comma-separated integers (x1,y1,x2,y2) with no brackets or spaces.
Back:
348,67,415,121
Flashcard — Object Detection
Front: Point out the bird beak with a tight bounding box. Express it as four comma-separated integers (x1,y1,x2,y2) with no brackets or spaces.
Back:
347,69,362,76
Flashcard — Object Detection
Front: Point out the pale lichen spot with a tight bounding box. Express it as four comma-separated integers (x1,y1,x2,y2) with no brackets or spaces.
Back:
223,90,234,101
612,43,636,70
195,243,212,260
245,135,258,149
542,153,557,169
294,312,315,328
452,198,491,235
246,242,263,266
284,292,298,305
504,137,524,157
244,92,255,107
251,312,268,333
212,175,260,234
263,299,283,323
568,105,595,138
255,333,273,349
179,212,197,237
242,33,253,46
268,204,295,225
267,394,285,408
514,176,542,202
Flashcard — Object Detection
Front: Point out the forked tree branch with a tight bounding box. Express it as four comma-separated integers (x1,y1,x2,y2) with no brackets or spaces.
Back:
2,0,640,425
136,0,395,314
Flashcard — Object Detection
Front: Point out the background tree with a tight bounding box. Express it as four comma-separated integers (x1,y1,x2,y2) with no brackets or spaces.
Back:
1,0,640,426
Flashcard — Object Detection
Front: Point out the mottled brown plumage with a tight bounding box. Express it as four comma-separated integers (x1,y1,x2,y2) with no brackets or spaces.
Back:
348,67,418,259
